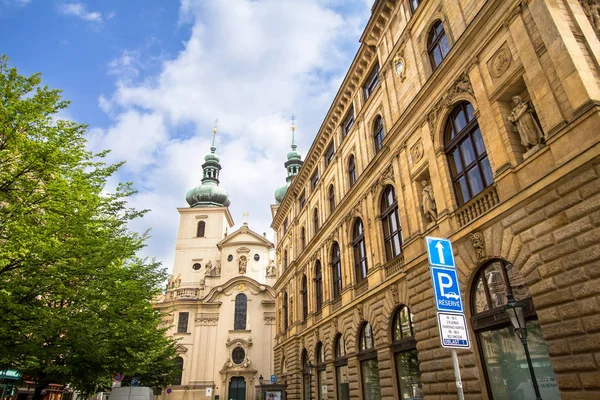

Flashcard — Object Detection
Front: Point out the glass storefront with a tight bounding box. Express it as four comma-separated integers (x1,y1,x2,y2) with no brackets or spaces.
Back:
395,349,423,399
360,359,382,400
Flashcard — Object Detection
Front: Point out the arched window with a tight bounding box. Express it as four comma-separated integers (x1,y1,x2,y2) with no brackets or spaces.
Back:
234,293,247,330
283,249,288,270
197,221,206,237
283,292,289,331
359,323,381,400
392,306,422,399
316,342,326,400
471,259,559,399
313,208,319,235
381,185,402,261
348,155,357,187
445,101,493,205
315,261,323,312
353,219,368,282
334,334,349,400
301,274,308,321
427,20,450,71
409,0,421,13
301,227,306,251
302,349,310,400
331,242,342,300
373,115,385,152
173,356,184,385
329,184,336,214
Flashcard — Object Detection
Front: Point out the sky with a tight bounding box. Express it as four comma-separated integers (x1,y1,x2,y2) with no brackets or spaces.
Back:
0,0,374,271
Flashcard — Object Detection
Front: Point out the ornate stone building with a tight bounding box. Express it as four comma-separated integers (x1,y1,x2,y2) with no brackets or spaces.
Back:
156,131,276,400
270,0,600,399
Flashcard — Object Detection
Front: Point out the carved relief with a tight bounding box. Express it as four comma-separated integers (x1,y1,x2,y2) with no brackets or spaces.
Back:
488,44,512,78
470,232,486,260
390,284,399,305
357,303,364,322
239,255,247,274
426,72,474,136
580,0,600,38
392,49,407,81
410,142,424,163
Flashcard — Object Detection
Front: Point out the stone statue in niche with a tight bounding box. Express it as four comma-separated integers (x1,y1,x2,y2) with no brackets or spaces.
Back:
508,96,545,150
422,180,437,222
215,260,221,275
580,0,600,37
205,260,213,275
239,256,247,274
266,260,276,276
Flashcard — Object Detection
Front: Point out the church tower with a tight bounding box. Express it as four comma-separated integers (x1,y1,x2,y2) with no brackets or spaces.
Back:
156,126,276,400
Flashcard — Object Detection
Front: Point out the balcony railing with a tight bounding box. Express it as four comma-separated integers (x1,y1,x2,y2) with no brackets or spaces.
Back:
384,254,404,278
168,287,201,300
456,185,500,228
355,279,369,297
332,297,342,311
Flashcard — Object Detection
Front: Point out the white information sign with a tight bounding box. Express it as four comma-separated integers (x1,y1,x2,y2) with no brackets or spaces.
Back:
437,312,471,349
205,388,212,397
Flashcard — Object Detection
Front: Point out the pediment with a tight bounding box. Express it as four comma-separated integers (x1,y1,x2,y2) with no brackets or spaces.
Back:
217,225,273,249
175,344,188,354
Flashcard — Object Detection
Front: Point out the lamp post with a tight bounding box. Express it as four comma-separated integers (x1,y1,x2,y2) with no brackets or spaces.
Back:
307,361,314,400
504,294,542,400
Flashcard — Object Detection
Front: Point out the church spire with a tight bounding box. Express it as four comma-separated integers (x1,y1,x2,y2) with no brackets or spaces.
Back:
274,116,303,204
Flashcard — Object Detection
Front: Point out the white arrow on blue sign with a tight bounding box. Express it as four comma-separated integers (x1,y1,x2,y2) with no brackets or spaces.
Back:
425,237,456,269
430,266,464,313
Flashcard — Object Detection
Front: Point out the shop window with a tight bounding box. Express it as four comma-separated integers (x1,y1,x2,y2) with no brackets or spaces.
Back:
471,259,560,399
392,306,423,399
334,334,349,400
359,322,381,400
316,342,326,400
445,101,493,205
302,349,311,400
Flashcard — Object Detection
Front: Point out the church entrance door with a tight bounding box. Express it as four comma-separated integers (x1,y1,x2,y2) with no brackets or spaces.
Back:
228,377,246,400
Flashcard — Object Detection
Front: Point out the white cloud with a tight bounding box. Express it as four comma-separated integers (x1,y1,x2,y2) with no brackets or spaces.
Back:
90,0,371,269
59,2,103,23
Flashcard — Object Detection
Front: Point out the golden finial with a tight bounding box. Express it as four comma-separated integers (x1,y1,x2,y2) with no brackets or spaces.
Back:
291,115,296,131
213,118,219,134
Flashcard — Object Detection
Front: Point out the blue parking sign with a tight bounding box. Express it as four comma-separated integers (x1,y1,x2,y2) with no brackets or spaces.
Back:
430,267,463,313
425,237,456,269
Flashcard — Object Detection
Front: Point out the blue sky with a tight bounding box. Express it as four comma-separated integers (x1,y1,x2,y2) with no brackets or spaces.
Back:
1,0,373,270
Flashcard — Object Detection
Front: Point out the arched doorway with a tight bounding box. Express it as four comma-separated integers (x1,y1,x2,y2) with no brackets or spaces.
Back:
228,377,246,400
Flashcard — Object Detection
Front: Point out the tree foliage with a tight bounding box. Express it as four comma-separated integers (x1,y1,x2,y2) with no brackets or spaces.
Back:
0,55,178,398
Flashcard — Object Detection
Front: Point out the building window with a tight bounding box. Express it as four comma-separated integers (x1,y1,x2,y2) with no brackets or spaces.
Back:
392,306,423,399
342,107,355,137
409,0,421,13
283,218,289,234
234,293,247,330
373,115,385,152
228,254,233,262
325,141,335,168
177,312,189,333
428,20,450,71
197,221,206,237
348,155,357,187
331,242,342,300
359,322,381,400
173,357,184,385
316,342,326,400
471,259,560,399
311,169,320,190
314,260,323,311
364,63,380,100
302,349,311,400
301,274,308,321
283,292,289,331
334,334,349,400
381,185,403,261
283,249,288,270
353,218,368,283
313,208,319,235
192,263,202,271
254,253,260,261
232,347,245,364
299,190,306,210
445,101,493,205
329,184,336,214
301,226,306,251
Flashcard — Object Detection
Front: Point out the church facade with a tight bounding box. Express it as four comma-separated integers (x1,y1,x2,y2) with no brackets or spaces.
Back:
156,133,276,400
270,0,600,399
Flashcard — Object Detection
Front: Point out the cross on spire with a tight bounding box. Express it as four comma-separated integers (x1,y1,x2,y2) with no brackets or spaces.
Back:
290,115,296,150
211,119,219,150
243,211,249,225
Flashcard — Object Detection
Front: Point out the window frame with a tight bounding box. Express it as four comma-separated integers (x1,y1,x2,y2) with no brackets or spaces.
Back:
301,274,308,321
177,312,189,334
381,185,403,262
352,219,368,283
234,293,248,330
427,20,450,71
283,249,288,270
313,208,320,235
409,0,421,14
283,292,289,331
364,63,380,100
325,141,335,168
316,342,326,400
173,357,184,385
314,260,323,312
391,306,422,399
358,322,381,400
331,242,342,300
342,107,355,137
197,221,206,237
348,155,357,188
334,334,349,400
373,115,385,153
300,226,306,251
311,169,320,190
299,190,306,210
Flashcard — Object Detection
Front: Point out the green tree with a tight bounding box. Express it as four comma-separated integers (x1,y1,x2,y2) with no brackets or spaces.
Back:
0,55,178,399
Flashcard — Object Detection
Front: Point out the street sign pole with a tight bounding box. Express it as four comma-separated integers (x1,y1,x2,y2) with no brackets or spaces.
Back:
451,349,465,400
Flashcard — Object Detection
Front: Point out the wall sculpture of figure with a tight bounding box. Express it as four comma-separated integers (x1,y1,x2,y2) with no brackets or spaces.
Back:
581,0,600,37
508,95,544,150
239,256,247,274
422,180,437,221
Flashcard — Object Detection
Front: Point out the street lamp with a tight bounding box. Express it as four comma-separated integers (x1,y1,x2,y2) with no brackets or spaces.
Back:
307,361,314,400
504,294,541,400
259,374,264,385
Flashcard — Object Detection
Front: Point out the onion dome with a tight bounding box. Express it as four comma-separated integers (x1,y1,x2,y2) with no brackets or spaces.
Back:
275,120,303,204
186,125,231,208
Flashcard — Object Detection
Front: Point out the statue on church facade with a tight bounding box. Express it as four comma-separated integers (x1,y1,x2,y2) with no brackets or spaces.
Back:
266,260,276,276
215,260,221,275
508,95,544,150
422,180,437,222
239,256,247,274
580,0,600,37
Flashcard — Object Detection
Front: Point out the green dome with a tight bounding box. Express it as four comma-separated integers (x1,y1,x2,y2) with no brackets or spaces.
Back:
275,184,289,204
186,182,231,207
275,123,303,204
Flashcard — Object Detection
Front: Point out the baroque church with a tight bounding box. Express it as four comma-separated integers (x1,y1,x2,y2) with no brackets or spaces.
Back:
155,128,277,400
